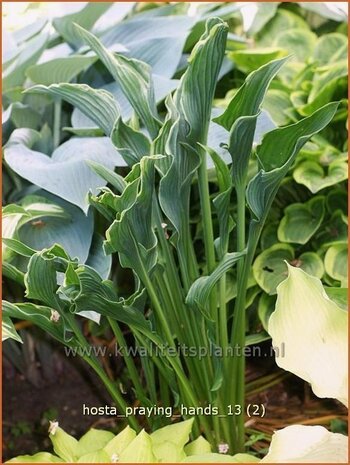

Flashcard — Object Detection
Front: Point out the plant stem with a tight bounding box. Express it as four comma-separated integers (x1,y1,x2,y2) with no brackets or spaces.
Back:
53,99,62,149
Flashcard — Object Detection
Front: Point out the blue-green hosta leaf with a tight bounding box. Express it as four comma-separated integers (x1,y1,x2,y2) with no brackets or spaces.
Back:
52,3,112,49
261,425,348,463
2,316,23,343
293,160,348,193
213,56,288,131
4,129,126,212
71,74,179,130
186,252,245,319
268,265,348,406
3,32,48,91
73,24,161,138
277,196,325,244
26,56,97,85
111,117,151,166
324,244,348,286
253,244,324,295
104,157,158,277
26,83,120,136
3,29,20,65
299,2,348,22
16,192,94,264
247,103,338,223
262,89,292,126
241,2,279,36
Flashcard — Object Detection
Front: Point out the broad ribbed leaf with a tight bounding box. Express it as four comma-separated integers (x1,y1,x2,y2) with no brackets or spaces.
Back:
26,56,97,85
293,160,348,193
111,117,151,166
186,252,245,319
268,265,348,406
26,84,120,136
247,102,338,223
4,130,126,212
73,24,161,138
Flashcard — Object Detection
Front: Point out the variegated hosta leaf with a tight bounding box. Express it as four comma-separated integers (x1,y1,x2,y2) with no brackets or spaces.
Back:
261,425,348,463
26,83,120,136
268,265,348,406
186,252,246,319
246,102,338,230
72,24,161,138
104,157,158,278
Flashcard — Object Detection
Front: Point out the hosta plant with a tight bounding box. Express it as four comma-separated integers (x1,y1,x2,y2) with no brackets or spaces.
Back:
3,9,347,461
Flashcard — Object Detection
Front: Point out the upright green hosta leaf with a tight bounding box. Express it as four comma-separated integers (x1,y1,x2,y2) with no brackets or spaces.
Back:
2,316,23,343
268,265,348,406
186,252,245,319
277,196,325,244
60,264,155,338
119,430,156,462
4,129,126,213
205,146,233,257
159,19,227,259
111,117,151,166
247,102,338,225
25,245,71,309
293,160,348,193
52,3,112,49
213,57,288,131
104,157,158,277
26,56,97,85
253,244,324,295
26,84,120,136
324,244,348,286
72,24,161,138
261,425,348,463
